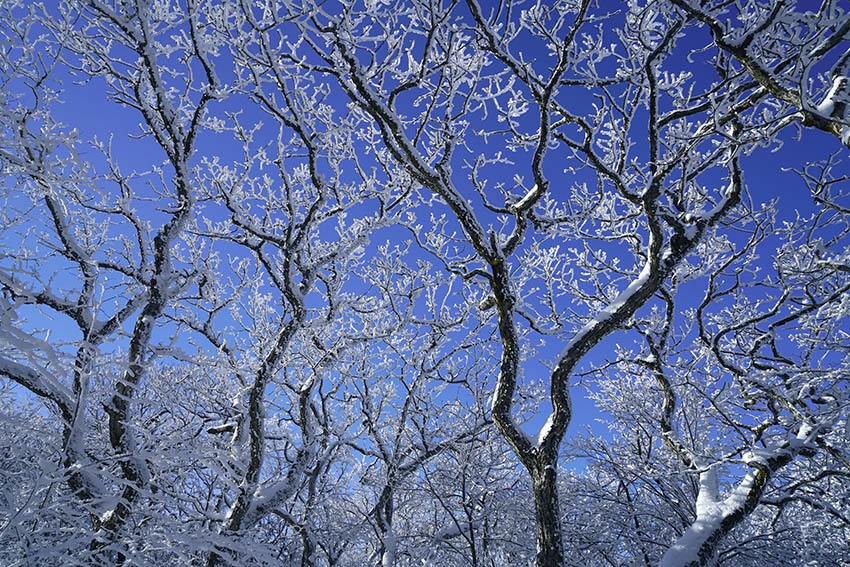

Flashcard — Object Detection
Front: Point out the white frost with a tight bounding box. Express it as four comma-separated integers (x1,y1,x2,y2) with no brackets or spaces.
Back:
382,530,396,567
815,76,849,119
562,261,652,356
659,467,722,567
510,184,539,212
533,413,555,448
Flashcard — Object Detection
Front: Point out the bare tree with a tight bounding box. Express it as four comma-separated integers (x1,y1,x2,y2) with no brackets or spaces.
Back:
666,0,850,145
2,0,217,560
1,1,849,566
273,1,782,564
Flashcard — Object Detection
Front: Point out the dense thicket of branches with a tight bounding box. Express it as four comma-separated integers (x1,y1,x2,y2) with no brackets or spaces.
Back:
1,1,849,566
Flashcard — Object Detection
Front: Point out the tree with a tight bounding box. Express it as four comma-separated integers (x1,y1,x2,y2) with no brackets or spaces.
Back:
1,1,849,566
667,0,850,146
566,175,850,565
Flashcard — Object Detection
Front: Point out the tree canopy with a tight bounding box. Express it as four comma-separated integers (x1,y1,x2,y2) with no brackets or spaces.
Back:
1,1,849,566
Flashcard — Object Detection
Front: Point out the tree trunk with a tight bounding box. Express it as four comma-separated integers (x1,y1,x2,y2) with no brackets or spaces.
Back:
376,484,395,567
531,463,564,567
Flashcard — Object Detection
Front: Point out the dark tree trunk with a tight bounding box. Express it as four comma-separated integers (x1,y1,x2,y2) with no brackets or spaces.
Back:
531,463,564,567
300,528,316,567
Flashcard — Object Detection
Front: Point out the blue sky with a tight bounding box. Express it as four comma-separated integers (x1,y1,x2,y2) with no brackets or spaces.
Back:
7,0,850,452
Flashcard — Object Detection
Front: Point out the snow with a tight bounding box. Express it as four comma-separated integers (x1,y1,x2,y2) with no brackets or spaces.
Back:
561,261,653,356
661,453,782,567
4,2,848,564
0,356,74,411
510,184,539,212
816,98,835,117
659,467,723,567
382,530,396,567
130,454,151,485
533,413,555,448
795,422,815,441
243,473,301,527
433,520,480,542
64,448,107,505
659,464,769,566
636,354,657,365
489,378,501,412
242,436,316,527
815,76,849,119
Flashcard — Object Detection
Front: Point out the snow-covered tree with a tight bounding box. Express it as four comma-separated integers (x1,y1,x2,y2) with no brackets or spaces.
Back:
1,1,849,567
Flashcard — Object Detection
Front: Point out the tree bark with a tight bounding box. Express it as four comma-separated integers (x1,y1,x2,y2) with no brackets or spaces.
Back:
531,463,564,567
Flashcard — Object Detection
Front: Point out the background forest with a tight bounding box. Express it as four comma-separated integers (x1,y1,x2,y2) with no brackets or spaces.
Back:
1,1,850,566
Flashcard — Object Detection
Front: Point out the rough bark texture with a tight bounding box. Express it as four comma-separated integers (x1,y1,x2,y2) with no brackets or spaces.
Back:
531,463,565,567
